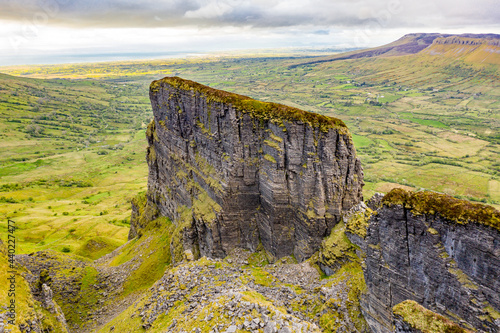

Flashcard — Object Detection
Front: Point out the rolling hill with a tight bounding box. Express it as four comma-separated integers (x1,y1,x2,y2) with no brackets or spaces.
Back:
290,33,500,68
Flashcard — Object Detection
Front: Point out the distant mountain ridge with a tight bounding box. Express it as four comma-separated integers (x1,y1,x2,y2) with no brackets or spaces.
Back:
290,33,500,68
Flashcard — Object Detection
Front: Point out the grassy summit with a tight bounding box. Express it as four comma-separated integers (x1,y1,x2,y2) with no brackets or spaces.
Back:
383,188,500,231
151,76,347,133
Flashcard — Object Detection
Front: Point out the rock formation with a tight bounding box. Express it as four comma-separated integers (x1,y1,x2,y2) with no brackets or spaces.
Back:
132,77,363,262
433,35,500,46
0,241,69,333
41,283,69,330
349,189,500,333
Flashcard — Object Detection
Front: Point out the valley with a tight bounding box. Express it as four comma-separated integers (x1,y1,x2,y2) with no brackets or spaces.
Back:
0,33,499,333
1,37,498,258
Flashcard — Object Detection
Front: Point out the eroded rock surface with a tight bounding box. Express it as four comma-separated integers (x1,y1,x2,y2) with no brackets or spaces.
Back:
353,189,500,333
136,77,363,262
124,248,367,333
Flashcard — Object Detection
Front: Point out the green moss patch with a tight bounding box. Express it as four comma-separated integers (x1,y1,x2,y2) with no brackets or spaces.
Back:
345,208,373,239
192,189,222,223
393,300,470,333
75,236,123,260
321,261,368,332
319,222,358,270
170,205,194,263
247,246,270,267
248,267,278,287
151,77,347,133
130,191,160,238
263,154,277,163
383,189,500,231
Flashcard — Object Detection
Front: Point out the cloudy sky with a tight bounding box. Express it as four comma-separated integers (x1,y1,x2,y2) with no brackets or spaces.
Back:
1,0,499,65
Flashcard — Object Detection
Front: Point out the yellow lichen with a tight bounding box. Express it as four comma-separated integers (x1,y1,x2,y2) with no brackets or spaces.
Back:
427,227,439,235
345,208,373,239
263,154,277,163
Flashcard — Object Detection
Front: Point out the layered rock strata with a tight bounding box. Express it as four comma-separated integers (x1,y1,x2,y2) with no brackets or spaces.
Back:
352,189,500,333
135,77,363,262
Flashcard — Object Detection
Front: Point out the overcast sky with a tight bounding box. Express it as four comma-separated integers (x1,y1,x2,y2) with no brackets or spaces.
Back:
1,0,499,65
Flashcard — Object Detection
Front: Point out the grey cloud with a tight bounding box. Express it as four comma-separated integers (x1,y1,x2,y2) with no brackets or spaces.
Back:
313,30,330,35
0,0,498,29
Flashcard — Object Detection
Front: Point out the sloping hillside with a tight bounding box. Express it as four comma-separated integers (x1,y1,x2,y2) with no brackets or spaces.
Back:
420,35,500,65
290,33,500,68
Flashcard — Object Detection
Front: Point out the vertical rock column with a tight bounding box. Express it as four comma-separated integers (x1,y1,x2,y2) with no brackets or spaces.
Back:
138,77,363,262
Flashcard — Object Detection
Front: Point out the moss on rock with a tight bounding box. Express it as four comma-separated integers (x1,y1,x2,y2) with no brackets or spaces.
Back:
0,242,69,333
319,222,358,271
345,207,373,239
151,77,347,133
320,261,368,332
393,300,471,333
129,191,160,239
382,189,500,231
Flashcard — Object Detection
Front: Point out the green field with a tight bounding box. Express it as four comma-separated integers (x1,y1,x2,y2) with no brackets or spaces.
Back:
0,49,499,259
0,73,150,257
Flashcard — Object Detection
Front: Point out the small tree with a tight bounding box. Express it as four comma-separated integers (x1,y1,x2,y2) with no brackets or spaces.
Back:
26,124,44,136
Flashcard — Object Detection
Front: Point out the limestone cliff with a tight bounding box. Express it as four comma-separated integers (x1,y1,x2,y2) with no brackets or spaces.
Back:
432,35,500,47
350,189,500,333
132,77,363,262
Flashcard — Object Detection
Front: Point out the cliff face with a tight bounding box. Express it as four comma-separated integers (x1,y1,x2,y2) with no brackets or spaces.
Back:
352,189,500,333
420,34,500,65
136,77,363,262
432,35,500,46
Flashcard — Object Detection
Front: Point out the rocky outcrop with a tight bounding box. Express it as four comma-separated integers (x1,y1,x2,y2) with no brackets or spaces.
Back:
101,246,369,332
353,189,500,333
137,251,323,332
365,192,383,211
0,241,69,333
318,201,371,276
41,283,68,330
136,77,363,262
433,35,500,46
